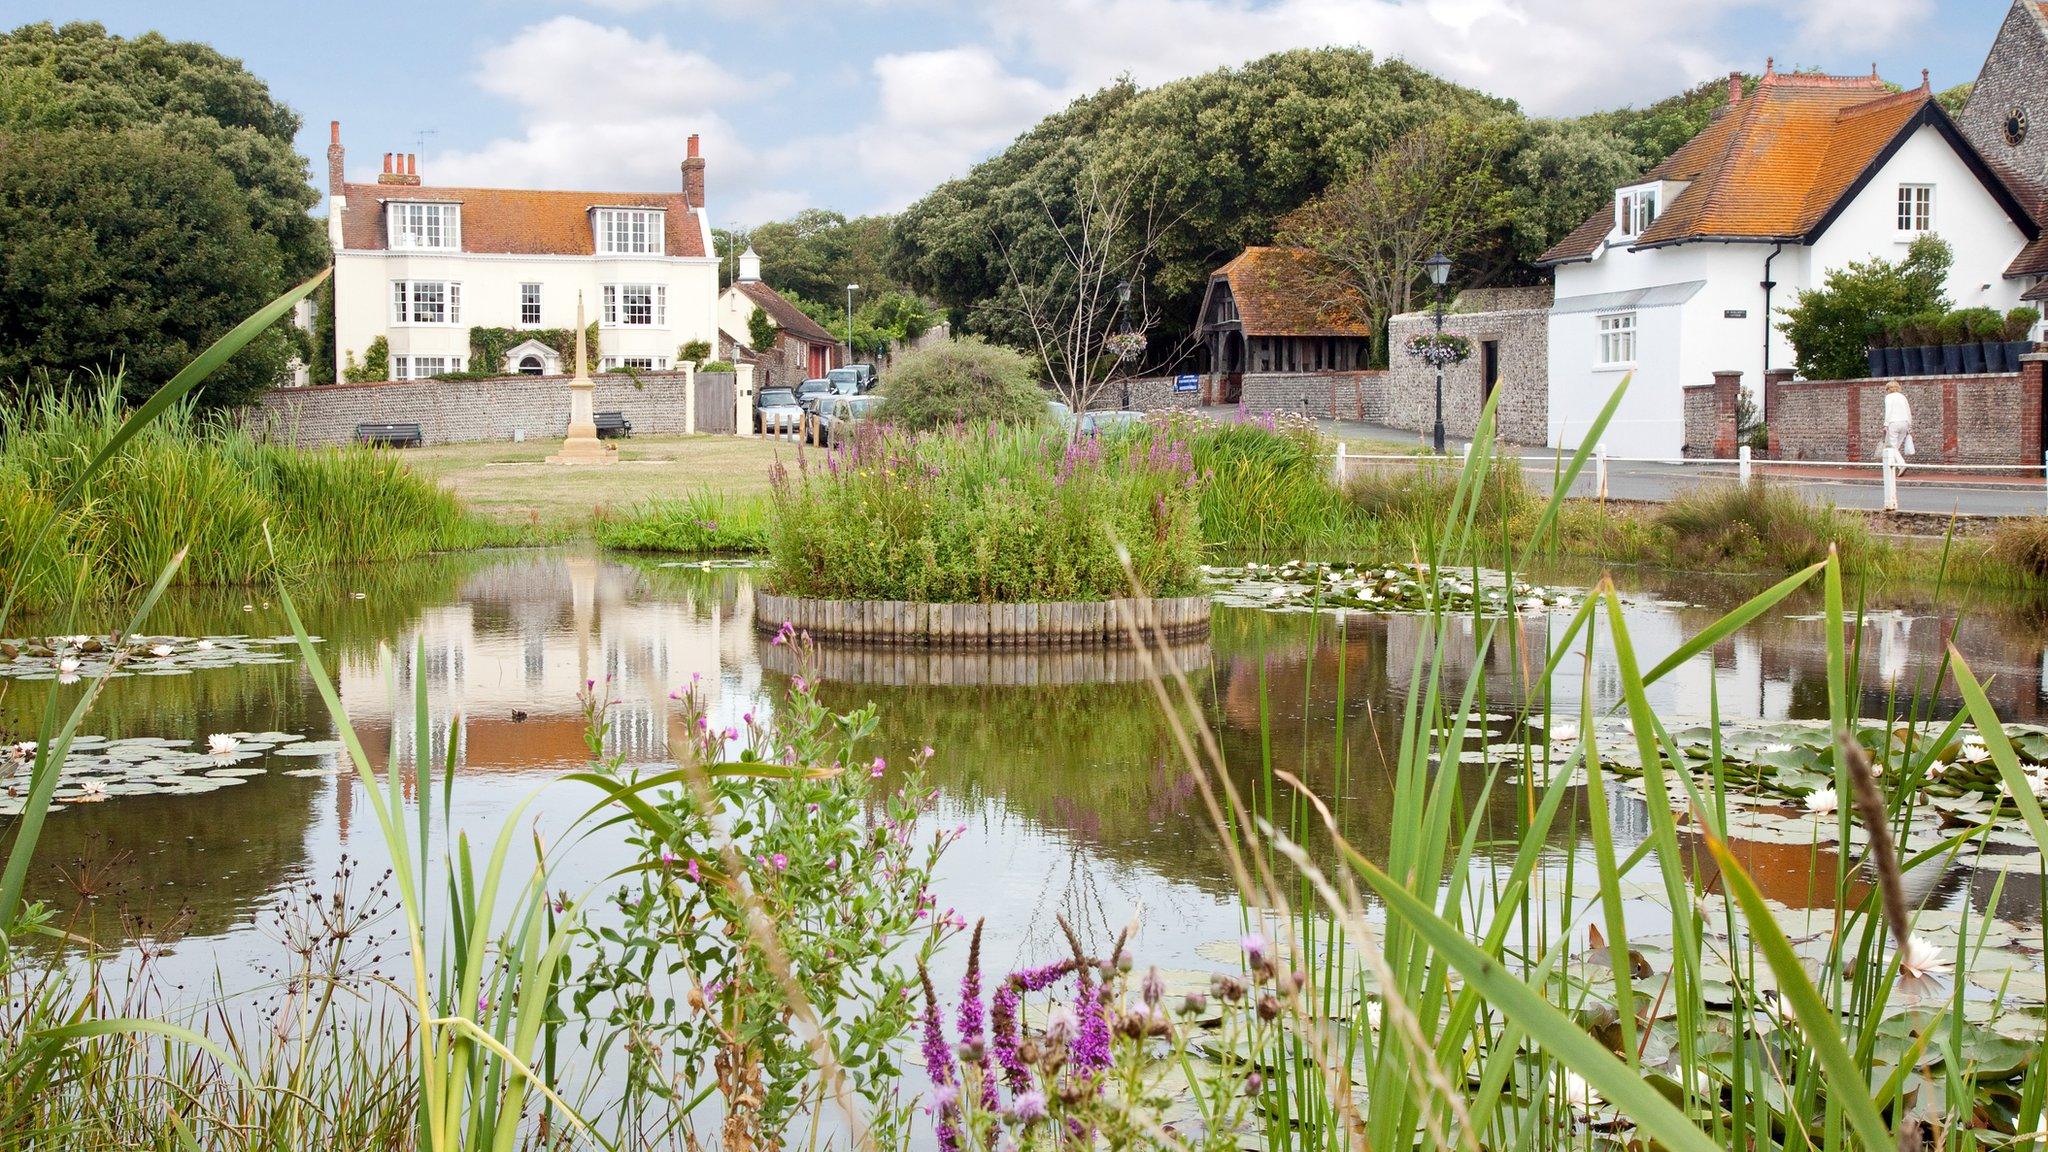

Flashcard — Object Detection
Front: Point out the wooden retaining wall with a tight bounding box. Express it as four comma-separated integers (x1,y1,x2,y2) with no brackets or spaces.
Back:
752,592,1211,647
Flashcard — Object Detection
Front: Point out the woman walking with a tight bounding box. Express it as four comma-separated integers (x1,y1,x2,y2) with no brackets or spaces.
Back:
1881,382,1914,511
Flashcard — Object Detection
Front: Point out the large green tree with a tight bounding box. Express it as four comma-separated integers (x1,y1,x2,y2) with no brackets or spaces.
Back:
0,127,292,404
717,209,908,303
0,21,320,402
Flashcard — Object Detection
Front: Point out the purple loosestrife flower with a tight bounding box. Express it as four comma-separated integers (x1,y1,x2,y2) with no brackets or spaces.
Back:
1009,1090,1048,1123
1072,969,1112,1075
921,968,961,1152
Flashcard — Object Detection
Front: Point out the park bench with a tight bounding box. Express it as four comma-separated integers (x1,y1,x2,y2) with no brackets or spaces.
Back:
354,421,423,447
594,410,633,439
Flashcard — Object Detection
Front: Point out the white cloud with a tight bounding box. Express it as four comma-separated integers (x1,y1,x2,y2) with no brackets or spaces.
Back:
430,17,807,222
856,46,1066,206
1789,0,1933,53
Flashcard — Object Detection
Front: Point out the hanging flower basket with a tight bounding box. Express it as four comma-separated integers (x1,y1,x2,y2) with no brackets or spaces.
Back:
1104,331,1148,362
1404,332,1472,367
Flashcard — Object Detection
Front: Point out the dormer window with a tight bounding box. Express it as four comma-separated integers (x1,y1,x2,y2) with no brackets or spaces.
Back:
1618,189,1659,237
595,208,665,255
388,202,460,250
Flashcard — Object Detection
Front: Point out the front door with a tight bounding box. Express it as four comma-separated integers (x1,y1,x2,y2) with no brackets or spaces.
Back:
1481,340,1500,404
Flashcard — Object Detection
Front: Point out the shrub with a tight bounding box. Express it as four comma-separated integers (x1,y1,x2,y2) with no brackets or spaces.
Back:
2008,307,2043,341
1655,482,1870,573
1990,517,2048,581
766,422,1201,602
342,336,389,383
1778,234,1950,379
678,338,712,364
1957,306,2005,341
698,359,736,373
875,339,1046,432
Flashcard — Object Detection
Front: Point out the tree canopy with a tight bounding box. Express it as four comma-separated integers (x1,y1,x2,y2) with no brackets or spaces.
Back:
0,21,320,403
888,49,1743,362
717,209,908,304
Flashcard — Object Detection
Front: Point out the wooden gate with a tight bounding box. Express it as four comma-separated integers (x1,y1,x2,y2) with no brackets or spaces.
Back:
695,371,736,434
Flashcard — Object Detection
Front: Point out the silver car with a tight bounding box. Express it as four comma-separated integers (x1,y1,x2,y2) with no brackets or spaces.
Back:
808,394,883,447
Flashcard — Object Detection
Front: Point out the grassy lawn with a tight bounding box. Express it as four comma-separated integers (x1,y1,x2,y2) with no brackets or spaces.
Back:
401,434,798,527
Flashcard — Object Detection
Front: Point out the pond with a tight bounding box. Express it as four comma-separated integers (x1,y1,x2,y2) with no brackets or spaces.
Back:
5,548,2048,1060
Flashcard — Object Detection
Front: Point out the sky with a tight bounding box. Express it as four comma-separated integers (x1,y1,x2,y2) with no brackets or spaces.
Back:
17,0,2021,227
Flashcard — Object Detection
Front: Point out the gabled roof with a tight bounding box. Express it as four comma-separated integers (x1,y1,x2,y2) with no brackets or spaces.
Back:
339,185,707,257
732,280,838,345
1538,68,2039,265
1198,247,1374,338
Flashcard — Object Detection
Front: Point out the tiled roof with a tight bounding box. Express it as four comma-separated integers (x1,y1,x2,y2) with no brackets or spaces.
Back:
1203,246,1374,338
1537,70,2022,265
338,185,707,257
734,280,838,345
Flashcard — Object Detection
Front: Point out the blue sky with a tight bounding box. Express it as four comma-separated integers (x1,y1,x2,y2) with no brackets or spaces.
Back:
21,0,2017,225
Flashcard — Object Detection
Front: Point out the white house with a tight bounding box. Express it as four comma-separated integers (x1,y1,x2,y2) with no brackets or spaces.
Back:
716,247,842,388
324,123,721,382
1535,64,2041,459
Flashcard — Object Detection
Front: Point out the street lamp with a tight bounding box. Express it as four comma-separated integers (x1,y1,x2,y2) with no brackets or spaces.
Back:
844,283,860,364
1424,252,1452,454
1116,279,1133,408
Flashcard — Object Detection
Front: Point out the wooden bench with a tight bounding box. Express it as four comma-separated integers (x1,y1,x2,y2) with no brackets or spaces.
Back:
354,421,423,447
594,410,632,439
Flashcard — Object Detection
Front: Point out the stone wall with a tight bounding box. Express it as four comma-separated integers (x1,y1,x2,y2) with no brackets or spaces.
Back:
1765,356,2047,466
1235,371,1387,421
249,371,727,448
1118,376,1208,413
1385,305,1549,444
1681,370,1744,458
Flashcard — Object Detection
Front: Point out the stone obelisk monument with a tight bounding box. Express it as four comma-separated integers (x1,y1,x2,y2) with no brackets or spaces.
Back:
547,292,615,466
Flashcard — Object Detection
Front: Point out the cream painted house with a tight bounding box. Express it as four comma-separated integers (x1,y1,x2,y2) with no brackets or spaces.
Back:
1535,65,2040,458
324,123,721,382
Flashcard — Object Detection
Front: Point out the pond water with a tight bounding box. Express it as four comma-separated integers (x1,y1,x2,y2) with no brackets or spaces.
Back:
5,548,2048,1044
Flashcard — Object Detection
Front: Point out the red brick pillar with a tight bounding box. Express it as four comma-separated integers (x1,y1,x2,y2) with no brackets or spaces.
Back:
2023,353,2046,467
1712,370,1741,457
1763,368,1792,457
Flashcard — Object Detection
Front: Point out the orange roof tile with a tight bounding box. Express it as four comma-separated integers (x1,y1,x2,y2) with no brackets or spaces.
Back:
1540,68,2035,264
340,184,707,258
1202,246,1374,338
735,280,837,345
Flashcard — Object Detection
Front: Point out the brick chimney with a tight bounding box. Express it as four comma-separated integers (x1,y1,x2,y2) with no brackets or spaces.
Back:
682,134,705,208
378,151,421,187
327,121,345,194
1726,71,1743,107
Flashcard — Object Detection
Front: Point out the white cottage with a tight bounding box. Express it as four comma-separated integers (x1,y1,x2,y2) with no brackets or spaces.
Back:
1535,64,2040,458
324,123,721,382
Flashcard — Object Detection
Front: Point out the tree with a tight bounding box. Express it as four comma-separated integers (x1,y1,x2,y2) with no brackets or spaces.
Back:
718,210,907,301
876,339,1045,431
1777,234,1952,380
0,127,290,405
998,158,1174,414
0,21,324,277
1276,118,1509,345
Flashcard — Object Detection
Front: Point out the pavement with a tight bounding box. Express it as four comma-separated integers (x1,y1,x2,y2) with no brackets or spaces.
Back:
1295,413,2048,520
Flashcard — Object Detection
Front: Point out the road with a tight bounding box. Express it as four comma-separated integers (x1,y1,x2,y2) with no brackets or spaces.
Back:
1303,414,2048,519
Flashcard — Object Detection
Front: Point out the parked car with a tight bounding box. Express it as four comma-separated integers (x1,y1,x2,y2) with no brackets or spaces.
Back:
755,387,804,434
828,364,878,393
795,378,832,412
807,394,883,447
1047,399,1146,437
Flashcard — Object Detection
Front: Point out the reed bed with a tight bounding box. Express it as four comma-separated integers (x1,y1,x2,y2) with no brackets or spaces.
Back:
593,487,771,554
0,381,503,613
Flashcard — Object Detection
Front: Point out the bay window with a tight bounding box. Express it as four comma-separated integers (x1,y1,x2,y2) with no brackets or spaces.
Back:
602,283,666,327
391,280,461,325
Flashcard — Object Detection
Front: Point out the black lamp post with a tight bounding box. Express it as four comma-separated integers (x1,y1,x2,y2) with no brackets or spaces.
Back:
844,283,860,363
1116,279,1133,409
1424,252,1452,454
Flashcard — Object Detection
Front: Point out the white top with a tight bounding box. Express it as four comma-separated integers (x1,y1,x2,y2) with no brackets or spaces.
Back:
1884,390,1912,427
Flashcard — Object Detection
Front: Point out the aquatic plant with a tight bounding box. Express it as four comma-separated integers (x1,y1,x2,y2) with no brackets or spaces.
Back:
593,487,770,555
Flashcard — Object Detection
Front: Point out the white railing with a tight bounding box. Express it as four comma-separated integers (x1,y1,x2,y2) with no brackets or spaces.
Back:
1329,441,2048,514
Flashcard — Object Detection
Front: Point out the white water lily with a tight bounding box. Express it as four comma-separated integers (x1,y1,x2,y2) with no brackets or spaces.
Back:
1961,736,1991,764
1899,935,1950,980
1804,787,1839,815
207,733,241,756
1560,1069,1601,1111
194,639,215,651
148,643,174,658
1548,722,1580,744
76,780,107,802
56,656,81,684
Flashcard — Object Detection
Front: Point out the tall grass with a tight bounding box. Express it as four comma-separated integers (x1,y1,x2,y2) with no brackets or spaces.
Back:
768,421,1203,601
0,382,502,614
594,487,770,554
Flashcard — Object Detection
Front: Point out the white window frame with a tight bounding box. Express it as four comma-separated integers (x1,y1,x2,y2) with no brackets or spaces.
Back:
602,283,665,328
618,356,667,370
1596,312,1636,369
1897,183,1934,233
393,355,465,381
519,282,542,327
387,202,460,251
594,208,665,256
1617,189,1658,237
391,280,462,326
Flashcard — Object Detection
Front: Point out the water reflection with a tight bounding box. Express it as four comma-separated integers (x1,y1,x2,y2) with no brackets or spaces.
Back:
4,551,2048,978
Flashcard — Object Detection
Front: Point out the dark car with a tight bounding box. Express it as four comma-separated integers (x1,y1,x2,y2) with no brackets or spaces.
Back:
755,388,804,434
795,378,832,412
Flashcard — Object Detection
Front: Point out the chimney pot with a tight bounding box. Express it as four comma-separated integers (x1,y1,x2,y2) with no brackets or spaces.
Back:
682,136,706,207
1726,70,1742,106
327,121,346,195
688,133,700,159
383,152,393,174
330,120,341,145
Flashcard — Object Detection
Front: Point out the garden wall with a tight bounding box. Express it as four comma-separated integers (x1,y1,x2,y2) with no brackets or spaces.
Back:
1386,294,1550,445
1235,371,1387,422
247,370,732,448
1764,355,2046,466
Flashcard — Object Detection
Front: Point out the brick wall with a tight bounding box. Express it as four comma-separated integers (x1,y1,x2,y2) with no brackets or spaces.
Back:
248,371,728,448
1682,384,1719,457
1385,306,1548,444
1765,356,2046,466
1681,371,1743,458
